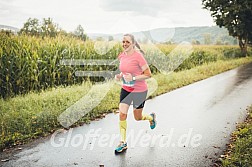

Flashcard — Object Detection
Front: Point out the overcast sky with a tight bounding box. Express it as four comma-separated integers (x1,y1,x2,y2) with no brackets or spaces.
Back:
0,0,215,34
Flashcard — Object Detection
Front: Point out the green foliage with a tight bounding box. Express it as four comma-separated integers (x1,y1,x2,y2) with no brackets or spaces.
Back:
40,18,58,38
18,17,59,37
19,18,40,36
220,107,252,167
1,32,251,99
202,0,252,56
18,18,88,40
74,25,88,41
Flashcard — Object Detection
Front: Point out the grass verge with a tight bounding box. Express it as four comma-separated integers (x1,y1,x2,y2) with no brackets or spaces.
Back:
0,57,252,151
216,106,252,167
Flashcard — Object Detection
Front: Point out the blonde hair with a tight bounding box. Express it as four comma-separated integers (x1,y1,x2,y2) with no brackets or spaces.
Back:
124,33,145,55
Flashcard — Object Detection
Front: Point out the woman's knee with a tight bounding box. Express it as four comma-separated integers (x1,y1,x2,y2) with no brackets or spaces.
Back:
133,109,143,121
120,112,127,120
134,116,142,121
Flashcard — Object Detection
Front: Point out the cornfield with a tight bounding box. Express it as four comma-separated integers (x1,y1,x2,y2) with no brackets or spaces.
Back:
0,32,248,98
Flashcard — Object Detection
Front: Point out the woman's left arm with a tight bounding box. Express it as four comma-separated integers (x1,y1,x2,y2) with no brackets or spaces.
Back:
134,64,151,81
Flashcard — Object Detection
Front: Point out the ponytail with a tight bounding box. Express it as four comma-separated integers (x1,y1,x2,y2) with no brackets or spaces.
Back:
135,41,145,55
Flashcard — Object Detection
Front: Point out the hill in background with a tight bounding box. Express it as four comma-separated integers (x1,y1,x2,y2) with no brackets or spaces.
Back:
169,26,237,45
89,26,237,45
0,25,19,33
0,24,237,45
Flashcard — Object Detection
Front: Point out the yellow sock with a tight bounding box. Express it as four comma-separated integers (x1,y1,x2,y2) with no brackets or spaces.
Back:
119,120,127,142
141,113,153,121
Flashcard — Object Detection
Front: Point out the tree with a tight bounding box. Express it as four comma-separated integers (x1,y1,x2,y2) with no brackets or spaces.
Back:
0,29,14,36
41,18,58,37
202,0,252,56
19,17,59,37
108,35,114,41
96,37,104,41
192,39,201,45
203,33,211,45
215,38,223,45
74,25,87,41
19,18,40,36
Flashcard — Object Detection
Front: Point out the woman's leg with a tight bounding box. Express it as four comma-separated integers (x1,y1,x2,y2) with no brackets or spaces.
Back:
133,108,153,121
132,91,156,129
119,103,129,142
133,108,156,130
132,90,153,121
118,88,132,143
115,103,130,153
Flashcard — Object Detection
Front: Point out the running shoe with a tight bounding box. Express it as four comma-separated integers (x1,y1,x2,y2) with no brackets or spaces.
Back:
150,113,157,129
115,141,128,153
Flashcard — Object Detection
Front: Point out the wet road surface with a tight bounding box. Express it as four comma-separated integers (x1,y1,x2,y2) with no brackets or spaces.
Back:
1,62,252,167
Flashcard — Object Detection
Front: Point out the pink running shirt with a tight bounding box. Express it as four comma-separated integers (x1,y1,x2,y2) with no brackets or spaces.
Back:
118,51,148,92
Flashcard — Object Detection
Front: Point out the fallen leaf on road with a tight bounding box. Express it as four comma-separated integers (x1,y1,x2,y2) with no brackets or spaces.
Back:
1,159,9,162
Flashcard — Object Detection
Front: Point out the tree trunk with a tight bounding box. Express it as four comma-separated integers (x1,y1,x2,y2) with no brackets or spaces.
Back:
238,36,248,57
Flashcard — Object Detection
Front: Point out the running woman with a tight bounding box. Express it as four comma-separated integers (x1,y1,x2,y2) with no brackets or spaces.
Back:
114,34,157,153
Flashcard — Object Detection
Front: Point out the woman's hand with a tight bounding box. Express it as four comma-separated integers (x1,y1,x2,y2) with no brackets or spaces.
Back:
115,73,123,81
123,73,133,82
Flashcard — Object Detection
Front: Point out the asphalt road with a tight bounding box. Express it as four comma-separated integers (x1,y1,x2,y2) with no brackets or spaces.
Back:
1,62,252,167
